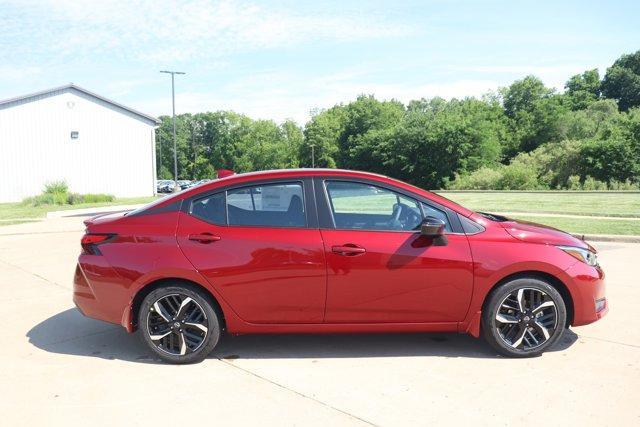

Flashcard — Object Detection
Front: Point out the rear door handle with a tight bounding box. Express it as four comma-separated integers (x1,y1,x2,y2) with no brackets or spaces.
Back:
188,233,221,243
332,244,366,256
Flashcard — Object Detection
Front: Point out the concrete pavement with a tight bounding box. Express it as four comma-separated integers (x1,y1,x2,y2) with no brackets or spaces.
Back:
1,217,638,426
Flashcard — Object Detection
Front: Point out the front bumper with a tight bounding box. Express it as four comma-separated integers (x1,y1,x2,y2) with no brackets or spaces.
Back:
565,261,608,326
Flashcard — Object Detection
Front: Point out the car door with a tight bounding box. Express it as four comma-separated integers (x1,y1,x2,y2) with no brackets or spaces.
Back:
317,178,474,323
176,179,327,324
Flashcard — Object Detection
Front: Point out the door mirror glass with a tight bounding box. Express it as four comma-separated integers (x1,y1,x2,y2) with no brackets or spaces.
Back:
420,216,446,237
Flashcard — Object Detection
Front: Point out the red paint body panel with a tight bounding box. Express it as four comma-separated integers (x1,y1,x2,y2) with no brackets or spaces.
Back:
72,169,607,337
457,214,606,330
500,218,589,249
176,212,327,324
321,230,473,322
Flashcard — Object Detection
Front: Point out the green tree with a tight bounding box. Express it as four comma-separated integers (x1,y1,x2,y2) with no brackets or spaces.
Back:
565,69,601,110
579,107,640,183
280,119,304,168
501,76,554,117
385,98,505,188
338,95,404,171
301,105,347,168
500,76,567,155
560,99,619,140
156,114,193,180
601,50,640,111
152,54,640,191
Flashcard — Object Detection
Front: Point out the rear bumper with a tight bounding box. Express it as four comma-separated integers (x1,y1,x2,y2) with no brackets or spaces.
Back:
73,260,129,328
566,262,608,327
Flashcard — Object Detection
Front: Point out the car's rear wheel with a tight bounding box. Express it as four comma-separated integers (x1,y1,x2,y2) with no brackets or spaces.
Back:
482,277,567,357
139,284,221,364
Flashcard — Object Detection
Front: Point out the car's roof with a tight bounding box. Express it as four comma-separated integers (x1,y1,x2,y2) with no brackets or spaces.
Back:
217,168,389,181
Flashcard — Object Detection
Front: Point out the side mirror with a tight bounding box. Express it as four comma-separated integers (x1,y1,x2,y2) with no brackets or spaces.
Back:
421,216,445,237
420,216,448,246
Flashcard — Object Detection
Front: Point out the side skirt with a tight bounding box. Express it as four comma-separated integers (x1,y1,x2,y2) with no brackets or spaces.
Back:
226,321,460,335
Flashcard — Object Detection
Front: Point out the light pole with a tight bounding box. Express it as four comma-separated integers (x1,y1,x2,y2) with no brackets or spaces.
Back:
309,143,316,168
160,70,185,192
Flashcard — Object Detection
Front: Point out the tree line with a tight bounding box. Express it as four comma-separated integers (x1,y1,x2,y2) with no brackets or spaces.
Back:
156,50,640,190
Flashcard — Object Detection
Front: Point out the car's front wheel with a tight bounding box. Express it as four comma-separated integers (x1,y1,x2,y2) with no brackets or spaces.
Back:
482,277,567,357
139,284,221,364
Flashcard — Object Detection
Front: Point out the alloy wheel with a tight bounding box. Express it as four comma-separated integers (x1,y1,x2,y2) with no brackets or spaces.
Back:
146,293,209,356
495,287,558,351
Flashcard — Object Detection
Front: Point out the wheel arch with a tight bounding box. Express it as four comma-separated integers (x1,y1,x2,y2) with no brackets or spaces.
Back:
130,277,227,332
482,270,574,327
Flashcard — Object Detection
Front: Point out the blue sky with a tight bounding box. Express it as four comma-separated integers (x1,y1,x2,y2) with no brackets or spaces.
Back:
1,0,639,123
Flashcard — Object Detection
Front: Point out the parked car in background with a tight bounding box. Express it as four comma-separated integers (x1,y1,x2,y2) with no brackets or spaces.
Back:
157,179,214,193
177,180,192,190
156,180,174,193
75,169,607,363
190,179,212,188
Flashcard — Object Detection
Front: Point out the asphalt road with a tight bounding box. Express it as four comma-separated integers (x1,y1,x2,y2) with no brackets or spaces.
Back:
1,217,638,426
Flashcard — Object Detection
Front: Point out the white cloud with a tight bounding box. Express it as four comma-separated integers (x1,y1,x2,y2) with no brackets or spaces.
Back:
0,66,42,82
104,79,157,98
1,0,415,64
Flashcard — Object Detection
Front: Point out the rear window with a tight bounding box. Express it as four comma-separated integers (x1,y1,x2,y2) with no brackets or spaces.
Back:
126,194,178,216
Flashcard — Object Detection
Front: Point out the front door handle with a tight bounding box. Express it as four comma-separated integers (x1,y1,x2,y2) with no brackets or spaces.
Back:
332,244,366,256
188,233,221,243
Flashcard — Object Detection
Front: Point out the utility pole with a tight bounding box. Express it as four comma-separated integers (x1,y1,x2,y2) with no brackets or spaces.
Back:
160,70,185,192
309,143,316,168
158,133,162,177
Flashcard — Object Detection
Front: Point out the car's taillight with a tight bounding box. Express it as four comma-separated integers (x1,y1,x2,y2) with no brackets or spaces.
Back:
81,233,116,255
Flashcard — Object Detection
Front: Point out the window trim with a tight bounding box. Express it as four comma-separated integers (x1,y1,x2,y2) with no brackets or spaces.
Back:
316,177,462,234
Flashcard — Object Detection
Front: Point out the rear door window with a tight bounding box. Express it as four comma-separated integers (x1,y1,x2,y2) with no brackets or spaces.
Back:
226,183,306,228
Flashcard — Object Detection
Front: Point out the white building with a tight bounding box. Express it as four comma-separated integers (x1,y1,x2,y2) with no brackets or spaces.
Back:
0,84,159,202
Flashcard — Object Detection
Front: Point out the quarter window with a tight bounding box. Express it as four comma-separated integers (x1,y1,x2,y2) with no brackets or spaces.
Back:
325,181,424,231
190,192,225,225
227,183,305,228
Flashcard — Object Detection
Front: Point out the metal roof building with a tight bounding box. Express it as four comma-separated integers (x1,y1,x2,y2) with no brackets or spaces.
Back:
0,84,159,202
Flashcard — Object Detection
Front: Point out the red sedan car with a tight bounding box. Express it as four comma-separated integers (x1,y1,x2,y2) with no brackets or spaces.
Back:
74,169,607,363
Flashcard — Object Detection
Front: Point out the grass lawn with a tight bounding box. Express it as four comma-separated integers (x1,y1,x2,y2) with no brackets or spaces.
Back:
332,190,639,235
436,191,640,218
0,196,158,225
505,215,640,236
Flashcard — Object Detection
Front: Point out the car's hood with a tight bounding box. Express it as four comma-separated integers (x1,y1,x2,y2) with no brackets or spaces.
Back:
497,217,589,249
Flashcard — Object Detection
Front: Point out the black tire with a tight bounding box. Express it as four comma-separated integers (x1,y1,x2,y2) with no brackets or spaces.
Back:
139,284,221,364
482,277,567,358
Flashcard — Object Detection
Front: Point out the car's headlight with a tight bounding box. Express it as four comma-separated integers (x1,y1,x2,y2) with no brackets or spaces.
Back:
557,245,598,267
